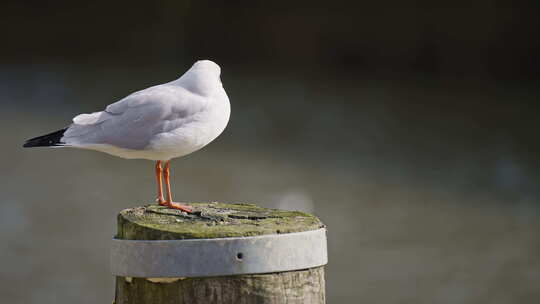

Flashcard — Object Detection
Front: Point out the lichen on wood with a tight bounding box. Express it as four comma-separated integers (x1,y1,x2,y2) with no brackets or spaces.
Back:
114,202,326,304
116,202,325,240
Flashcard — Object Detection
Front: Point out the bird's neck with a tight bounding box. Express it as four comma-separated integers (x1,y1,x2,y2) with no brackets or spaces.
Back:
172,70,221,96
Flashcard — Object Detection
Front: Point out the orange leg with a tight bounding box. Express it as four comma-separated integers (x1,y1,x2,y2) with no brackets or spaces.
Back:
159,160,193,213
155,161,165,204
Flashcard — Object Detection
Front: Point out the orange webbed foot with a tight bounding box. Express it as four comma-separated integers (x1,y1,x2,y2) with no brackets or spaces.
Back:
158,201,193,213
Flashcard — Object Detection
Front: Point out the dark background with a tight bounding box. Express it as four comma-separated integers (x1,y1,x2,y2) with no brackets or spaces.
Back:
1,2,539,303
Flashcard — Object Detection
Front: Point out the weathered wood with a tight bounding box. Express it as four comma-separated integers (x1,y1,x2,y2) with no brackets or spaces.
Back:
114,202,326,304
115,267,325,304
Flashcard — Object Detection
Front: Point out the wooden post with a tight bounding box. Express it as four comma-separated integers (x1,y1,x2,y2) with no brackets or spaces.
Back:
113,203,327,304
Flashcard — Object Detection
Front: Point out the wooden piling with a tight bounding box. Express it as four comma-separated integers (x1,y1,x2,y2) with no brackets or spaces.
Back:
113,202,327,304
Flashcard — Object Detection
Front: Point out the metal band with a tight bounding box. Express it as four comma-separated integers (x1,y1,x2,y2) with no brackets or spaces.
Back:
111,228,327,278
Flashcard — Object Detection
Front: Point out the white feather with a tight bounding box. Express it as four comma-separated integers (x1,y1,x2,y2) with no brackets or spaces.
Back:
60,60,230,161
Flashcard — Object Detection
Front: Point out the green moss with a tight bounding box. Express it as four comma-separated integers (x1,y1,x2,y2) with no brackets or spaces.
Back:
117,202,325,240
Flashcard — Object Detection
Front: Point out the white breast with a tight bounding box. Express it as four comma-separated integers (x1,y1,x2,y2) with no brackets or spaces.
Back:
146,92,231,160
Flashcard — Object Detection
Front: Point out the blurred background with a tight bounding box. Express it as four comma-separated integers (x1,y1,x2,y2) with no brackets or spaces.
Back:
1,1,539,303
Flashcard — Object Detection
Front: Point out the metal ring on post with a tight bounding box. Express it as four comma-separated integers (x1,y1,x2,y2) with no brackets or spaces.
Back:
111,228,327,278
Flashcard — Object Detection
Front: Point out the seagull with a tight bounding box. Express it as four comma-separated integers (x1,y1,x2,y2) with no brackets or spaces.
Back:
23,60,230,213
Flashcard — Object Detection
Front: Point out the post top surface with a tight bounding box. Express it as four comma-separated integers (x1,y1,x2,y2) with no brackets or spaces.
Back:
117,202,325,240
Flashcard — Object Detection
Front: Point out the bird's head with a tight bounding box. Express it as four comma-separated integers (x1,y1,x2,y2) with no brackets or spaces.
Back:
174,60,223,95
191,60,221,76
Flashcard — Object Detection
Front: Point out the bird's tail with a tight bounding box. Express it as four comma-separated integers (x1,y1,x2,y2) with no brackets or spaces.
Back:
23,128,68,148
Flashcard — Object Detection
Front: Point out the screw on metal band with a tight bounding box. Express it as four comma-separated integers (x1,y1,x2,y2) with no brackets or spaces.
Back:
111,228,327,278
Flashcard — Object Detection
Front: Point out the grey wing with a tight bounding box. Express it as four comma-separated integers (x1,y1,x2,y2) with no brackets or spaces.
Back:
62,86,204,149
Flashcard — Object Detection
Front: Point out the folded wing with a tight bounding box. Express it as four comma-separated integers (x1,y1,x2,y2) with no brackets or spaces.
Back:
62,85,206,150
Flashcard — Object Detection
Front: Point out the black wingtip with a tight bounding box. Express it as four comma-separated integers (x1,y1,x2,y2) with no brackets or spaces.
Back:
23,128,67,148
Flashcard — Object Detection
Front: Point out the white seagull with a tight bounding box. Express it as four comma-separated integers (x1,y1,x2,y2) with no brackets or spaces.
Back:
23,60,231,213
